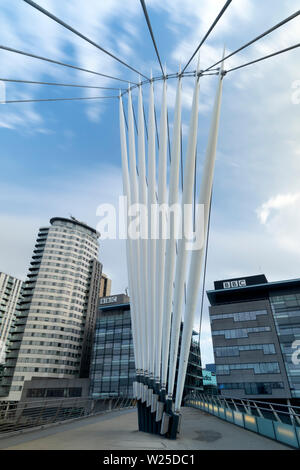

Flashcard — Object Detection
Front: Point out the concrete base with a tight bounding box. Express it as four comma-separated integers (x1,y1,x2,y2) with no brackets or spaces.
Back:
0,407,290,450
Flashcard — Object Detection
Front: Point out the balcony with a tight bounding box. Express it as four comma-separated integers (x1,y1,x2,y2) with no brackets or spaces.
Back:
10,326,25,335
14,311,28,319
0,377,12,386
30,260,41,266
7,334,23,342
5,351,18,359
13,319,26,327
34,242,45,249
7,342,21,350
2,369,14,377
27,273,38,278
4,360,17,368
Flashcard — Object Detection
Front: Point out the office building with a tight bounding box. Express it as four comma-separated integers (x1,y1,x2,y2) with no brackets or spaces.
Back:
99,273,112,298
90,294,134,398
4,217,102,401
202,368,218,395
90,295,203,399
205,363,216,374
0,272,23,366
207,274,300,400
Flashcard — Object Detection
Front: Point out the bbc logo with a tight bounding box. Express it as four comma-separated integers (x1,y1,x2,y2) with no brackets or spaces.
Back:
223,280,246,289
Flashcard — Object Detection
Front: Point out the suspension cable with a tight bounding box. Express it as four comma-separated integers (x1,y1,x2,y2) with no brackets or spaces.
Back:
140,0,164,76
204,8,300,72
0,45,135,84
0,78,123,90
226,42,300,73
182,0,233,73
23,0,149,80
1,95,118,104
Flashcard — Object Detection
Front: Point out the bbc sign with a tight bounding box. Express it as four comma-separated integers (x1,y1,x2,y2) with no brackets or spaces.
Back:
223,279,247,289
99,295,118,304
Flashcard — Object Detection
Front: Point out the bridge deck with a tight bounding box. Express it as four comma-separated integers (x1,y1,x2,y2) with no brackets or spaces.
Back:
0,407,290,450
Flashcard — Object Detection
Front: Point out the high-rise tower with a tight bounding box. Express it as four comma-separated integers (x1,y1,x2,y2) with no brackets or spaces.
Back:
5,217,101,401
0,272,23,373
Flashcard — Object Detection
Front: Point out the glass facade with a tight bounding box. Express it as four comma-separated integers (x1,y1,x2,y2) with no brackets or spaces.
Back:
90,306,135,398
216,362,280,375
175,334,203,397
26,387,82,398
212,326,271,339
218,381,284,395
202,369,217,395
270,293,300,398
215,344,276,357
210,310,268,322
90,300,203,399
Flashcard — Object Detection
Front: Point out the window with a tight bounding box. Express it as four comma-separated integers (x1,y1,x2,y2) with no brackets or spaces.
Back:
218,382,284,395
211,310,268,322
68,387,82,397
27,388,46,398
216,362,280,375
215,344,276,357
46,388,65,397
212,326,271,339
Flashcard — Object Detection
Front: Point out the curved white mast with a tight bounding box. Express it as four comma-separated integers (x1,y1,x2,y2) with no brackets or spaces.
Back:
167,61,201,400
175,53,225,412
154,77,168,386
127,89,144,375
137,83,149,377
119,96,139,376
160,74,182,391
147,79,157,381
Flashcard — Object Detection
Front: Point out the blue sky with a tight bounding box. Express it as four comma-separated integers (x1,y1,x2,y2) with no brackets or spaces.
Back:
1,0,300,365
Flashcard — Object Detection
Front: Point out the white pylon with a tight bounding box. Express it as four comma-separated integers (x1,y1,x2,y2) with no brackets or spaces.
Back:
127,89,144,375
119,51,225,432
154,76,168,385
161,73,182,391
167,58,201,400
174,52,225,412
137,83,149,377
147,78,157,380
119,96,139,379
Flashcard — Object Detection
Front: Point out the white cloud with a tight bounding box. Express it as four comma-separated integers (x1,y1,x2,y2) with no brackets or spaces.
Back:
256,192,300,256
257,193,300,224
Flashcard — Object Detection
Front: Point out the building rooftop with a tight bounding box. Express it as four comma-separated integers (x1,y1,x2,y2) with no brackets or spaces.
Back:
207,274,300,306
50,216,100,237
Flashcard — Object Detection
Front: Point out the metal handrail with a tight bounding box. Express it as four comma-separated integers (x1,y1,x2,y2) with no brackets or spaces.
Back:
0,395,136,436
217,394,300,411
184,392,300,423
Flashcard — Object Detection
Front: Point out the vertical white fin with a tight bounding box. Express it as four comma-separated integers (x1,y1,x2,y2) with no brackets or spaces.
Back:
154,77,168,383
167,61,201,399
147,79,157,379
161,72,182,389
174,49,225,411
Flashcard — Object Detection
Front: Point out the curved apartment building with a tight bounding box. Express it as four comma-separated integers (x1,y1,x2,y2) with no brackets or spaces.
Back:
0,273,23,368
5,217,102,401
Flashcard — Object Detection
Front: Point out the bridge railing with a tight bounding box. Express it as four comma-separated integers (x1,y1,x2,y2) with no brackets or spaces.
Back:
0,396,136,436
185,392,300,449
